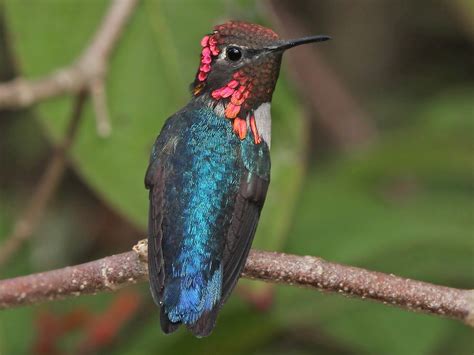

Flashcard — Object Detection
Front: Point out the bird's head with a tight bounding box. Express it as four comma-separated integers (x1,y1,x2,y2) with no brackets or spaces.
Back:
192,21,330,144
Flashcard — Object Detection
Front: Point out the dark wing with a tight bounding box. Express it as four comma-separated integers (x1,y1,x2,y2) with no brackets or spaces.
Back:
145,136,185,333
222,170,269,301
187,170,269,336
145,159,165,306
145,151,181,334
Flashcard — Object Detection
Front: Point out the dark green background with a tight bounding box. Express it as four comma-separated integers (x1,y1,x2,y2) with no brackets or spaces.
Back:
0,0,473,354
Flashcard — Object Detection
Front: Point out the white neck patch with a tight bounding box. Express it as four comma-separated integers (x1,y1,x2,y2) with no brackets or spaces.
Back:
207,97,272,147
254,102,272,148
212,100,226,117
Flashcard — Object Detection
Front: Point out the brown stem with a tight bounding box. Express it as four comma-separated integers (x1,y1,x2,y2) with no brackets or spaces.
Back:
0,240,472,327
0,0,139,263
0,0,139,134
265,0,378,150
0,92,87,267
244,250,474,326
448,0,474,41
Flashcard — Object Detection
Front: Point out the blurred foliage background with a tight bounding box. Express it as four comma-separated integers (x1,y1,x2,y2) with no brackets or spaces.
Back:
0,0,473,354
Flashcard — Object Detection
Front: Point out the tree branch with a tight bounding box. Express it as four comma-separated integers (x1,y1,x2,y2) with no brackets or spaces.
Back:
0,91,87,268
265,0,378,150
0,0,139,136
0,240,472,327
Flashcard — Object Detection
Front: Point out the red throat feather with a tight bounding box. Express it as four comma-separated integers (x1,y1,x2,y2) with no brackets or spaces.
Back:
194,21,281,144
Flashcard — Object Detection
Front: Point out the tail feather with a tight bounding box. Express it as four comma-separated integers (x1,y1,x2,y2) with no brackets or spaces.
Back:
160,307,181,334
158,302,220,337
186,306,220,338
159,265,223,335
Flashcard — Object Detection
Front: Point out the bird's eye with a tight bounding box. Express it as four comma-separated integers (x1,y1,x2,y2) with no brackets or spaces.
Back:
226,46,242,61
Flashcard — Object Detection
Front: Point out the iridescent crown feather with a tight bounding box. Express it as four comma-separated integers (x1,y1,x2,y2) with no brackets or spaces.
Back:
192,21,283,144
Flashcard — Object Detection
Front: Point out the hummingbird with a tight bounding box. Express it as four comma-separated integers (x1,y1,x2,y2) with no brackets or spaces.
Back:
145,21,329,337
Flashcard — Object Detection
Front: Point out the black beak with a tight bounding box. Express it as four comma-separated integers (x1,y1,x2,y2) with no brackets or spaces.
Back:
265,35,331,52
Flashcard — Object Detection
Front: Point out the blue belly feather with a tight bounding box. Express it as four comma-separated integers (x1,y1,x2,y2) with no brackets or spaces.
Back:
160,107,248,324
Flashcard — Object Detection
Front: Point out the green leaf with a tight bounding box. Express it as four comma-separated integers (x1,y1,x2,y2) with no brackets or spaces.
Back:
4,0,307,254
271,90,474,354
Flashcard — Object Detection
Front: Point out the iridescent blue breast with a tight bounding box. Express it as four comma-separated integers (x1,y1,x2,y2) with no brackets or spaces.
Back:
160,107,242,323
146,103,270,335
